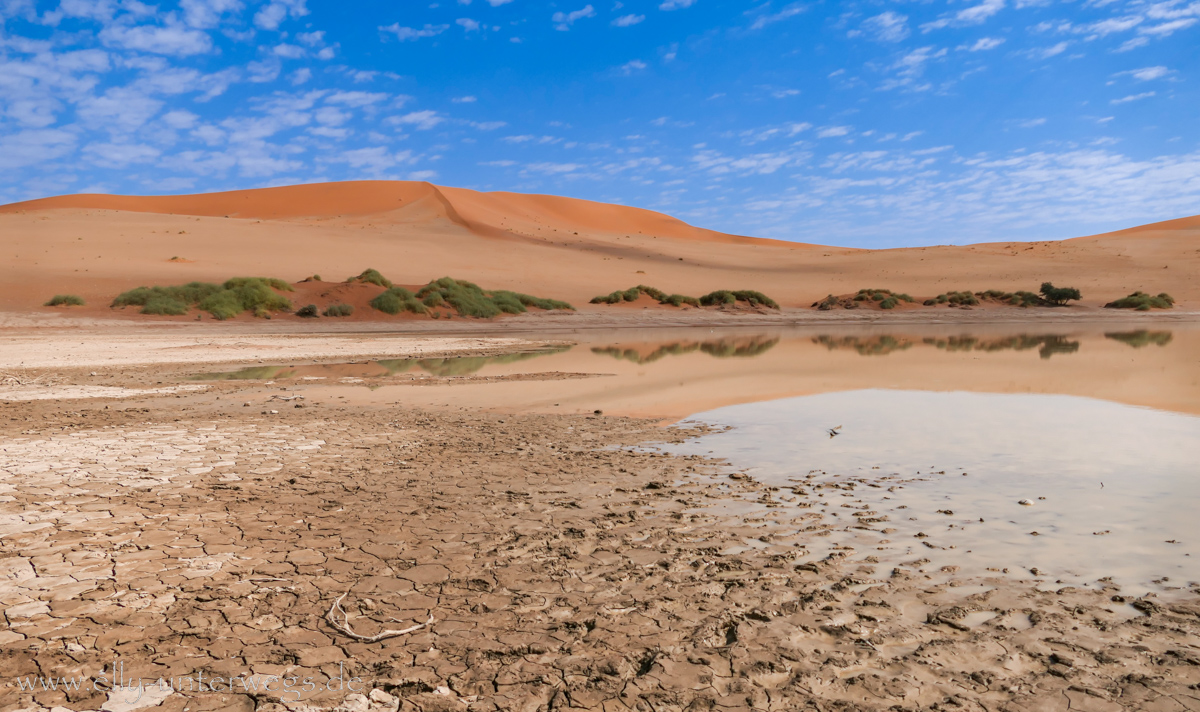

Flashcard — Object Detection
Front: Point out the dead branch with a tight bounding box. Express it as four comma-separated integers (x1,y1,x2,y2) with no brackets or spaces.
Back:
326,592,434,642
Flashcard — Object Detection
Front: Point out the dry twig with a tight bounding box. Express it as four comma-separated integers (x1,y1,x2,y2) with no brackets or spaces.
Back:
326,592,434,642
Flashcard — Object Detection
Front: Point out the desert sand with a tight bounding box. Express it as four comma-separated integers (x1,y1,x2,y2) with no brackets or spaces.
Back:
2,184,1198,712
1,181,1197,318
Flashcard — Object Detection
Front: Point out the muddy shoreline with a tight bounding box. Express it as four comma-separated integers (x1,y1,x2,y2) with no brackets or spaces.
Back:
2,391,1198,712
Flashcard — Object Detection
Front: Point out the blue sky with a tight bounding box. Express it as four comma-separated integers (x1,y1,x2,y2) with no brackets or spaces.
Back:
1,0,1197,247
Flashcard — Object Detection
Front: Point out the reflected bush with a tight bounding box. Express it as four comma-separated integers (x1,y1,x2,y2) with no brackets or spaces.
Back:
1105,330,1173,348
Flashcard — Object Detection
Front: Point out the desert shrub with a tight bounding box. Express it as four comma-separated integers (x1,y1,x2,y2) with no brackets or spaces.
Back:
422,292,446,308
851,288,911,305
698,290,780,309
44,294,85,306
413,277,572,318
589,285,687,306
1039,282,1082,306
112,278,290,319
371,287,427,315
880,296,899,309
112,282,221,309
815,294,839,311
927,291,979,306
661,294,701,307
349,268,393,288
196,278,292,320
974,289,1043,307
225,276,292,292
142,296,189,315
323,303,354,317
295,304,319,318
1104,291,1174,310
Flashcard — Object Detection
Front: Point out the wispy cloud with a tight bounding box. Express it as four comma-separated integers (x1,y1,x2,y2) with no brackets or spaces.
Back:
1111,91,1155,104
552,5,596,30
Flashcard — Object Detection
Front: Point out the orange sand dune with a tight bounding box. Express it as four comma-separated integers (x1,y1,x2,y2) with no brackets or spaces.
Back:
1,181,1197,316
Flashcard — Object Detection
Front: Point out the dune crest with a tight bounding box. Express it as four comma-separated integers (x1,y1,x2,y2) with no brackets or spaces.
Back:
0,180,785,247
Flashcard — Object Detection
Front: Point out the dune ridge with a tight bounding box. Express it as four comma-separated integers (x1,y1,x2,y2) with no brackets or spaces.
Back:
0,180,785,247
1,180,1197,315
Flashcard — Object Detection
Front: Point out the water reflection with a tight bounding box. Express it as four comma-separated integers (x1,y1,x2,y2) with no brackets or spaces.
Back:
814,333,1084,359
670,389,1200,590
191,346,569,380
377,347,570,377
592,336,779,364
813,335,914,356
924,334,1080,359
1105,330,1173,348
192,365,298,381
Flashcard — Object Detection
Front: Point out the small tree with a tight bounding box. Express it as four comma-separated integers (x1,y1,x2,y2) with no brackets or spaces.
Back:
1039,282,1081,306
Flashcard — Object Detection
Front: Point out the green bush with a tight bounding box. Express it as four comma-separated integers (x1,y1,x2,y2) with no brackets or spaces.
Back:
44,294,85,306
370,287,427,315
589,285,691,306
1104,291,1174,310
349,268,393,288
414,277,573,318
295,304,319,318
850,289,912,306
661,294,701,307
815,294,839,310
1039,282,1082,306
974,289,1043,307
323,303,354,317
112,278,291,319
142,296,189,315
927,290,979,306
698,290,780,309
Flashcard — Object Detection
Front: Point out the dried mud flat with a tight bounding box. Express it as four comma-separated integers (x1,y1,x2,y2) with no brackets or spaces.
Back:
1,393,1199,712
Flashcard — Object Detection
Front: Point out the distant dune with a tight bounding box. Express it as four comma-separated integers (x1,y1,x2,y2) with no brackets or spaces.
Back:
1,180,1196,316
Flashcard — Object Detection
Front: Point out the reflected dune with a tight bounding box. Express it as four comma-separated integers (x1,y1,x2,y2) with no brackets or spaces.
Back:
230,324,1200,421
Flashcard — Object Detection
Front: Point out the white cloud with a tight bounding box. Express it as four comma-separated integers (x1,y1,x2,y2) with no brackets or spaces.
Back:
612,14,644,26
922,0,1005,31
273,43,305,58
99,21,213,56
1139,17,1197,35
1115,66,1170,81
379,23,449,41
391,110,444,130
83,141,161,166
254,0,308,30
861,12,909,42
659,0,695,9
0,129,76,169
963,37,1005,51
456,18,481,31
617,59,647,74
552,5,596,30
817,126,852,138
180,0,243,29
749,2,805,30
524,162,585,174
1111,91,1155,103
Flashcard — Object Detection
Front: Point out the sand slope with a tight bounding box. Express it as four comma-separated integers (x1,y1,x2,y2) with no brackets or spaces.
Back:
1,180,1197,314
